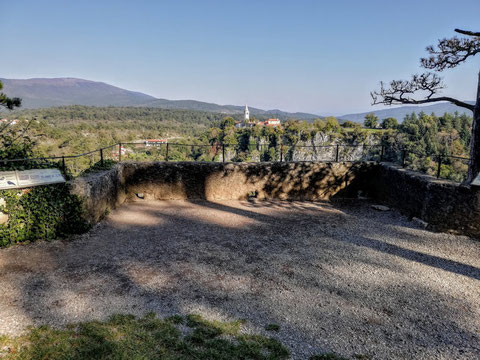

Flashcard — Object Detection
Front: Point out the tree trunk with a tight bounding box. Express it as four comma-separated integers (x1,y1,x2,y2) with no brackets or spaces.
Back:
467,70,480,183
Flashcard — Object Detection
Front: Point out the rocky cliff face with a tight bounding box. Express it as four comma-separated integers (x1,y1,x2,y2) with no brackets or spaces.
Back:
290,133,381,162
221,133,381,162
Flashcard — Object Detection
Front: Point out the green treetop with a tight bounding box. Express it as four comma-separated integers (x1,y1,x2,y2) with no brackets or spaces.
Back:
381,117,399,129
364,113,379,129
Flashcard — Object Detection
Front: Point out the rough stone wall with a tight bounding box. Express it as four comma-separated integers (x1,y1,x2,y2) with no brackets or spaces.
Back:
71,161,376,223
71,161,480,237
70,165,127,224
122,161,375,201
370,163,480,237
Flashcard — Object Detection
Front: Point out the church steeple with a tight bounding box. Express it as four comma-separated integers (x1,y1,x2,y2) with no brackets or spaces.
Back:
244,104,250,122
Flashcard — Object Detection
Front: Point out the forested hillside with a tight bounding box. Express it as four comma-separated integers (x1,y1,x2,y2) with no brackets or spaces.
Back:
383,112,472,182
0,78,321,120
0,78,157,108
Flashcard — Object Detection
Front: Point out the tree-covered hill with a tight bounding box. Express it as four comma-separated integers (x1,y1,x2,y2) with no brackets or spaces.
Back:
6,105,227,135
0,78,321,120
1,106,229,168
0,78,157,108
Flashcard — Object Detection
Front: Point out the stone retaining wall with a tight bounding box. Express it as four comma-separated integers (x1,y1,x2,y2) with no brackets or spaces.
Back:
71,161,375,224
70,161,480,237
121,161,374,201
70,165,127,224
371,163,480,237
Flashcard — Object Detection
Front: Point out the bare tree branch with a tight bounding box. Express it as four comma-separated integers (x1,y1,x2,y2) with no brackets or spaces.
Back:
455,29,480,37
371,72,474,111
372,28,480,181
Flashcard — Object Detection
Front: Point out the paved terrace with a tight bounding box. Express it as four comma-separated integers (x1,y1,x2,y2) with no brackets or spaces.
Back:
0,200,479,359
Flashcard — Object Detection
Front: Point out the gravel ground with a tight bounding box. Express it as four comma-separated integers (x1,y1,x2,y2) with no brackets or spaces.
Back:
0,199,479,359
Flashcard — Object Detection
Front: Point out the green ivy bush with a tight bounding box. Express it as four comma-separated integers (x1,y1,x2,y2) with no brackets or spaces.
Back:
0,183,90,248
79,159,117,176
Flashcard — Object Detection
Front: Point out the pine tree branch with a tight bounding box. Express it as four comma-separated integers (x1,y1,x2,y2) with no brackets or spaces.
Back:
371,73,475,111
421,33,480,71
372,94,474,111
455,29,480,37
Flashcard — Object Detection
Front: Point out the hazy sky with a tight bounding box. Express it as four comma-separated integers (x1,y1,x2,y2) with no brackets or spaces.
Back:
1,0,479,115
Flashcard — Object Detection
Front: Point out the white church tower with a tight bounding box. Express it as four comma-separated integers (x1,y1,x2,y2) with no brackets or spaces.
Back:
244,104,250,122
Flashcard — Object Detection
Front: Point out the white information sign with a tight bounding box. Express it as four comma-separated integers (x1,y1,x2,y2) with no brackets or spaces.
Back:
0,171,18,190
471,173,480,187
0,169,65,190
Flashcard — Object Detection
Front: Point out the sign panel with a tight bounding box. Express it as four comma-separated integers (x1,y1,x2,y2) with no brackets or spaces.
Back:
471,173,480,187
0,171,19,190
0,169,65,190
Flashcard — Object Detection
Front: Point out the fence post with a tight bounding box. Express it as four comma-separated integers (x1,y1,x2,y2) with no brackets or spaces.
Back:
380,145,384,162
166,143,169,162
437,155,442,178
118,143,122,162
280,144,283,162
222,144,225,163
100,148,104,167
335,145,339,162
62,156,66,173
401,150,406,167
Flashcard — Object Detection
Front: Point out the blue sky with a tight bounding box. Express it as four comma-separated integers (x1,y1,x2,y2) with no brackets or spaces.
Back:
1,0,479,115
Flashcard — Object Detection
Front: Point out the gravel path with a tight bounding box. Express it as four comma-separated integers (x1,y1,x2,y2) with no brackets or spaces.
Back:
0,199,479,359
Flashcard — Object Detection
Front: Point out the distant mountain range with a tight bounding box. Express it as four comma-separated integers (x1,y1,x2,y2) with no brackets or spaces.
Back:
0,77,475,122
0,78,319,120
339,102,475,122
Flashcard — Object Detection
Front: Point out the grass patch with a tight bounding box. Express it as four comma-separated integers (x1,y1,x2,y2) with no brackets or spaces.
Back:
310,353,349,360
0,313,289,360
353,355,371,360
265,323,280,332
80,159,117,176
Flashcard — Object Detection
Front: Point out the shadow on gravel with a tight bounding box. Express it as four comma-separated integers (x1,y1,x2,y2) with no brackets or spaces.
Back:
5,199,480,359
340,234,480,281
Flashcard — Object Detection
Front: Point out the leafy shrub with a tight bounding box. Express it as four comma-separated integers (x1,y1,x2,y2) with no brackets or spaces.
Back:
0,183,90,248
310,353,349,360
80,159,117,176
265,323,281,332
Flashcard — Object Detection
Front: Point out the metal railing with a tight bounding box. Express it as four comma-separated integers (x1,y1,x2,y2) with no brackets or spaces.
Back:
0,141,470,181
380,145,470,182
401,151,469,178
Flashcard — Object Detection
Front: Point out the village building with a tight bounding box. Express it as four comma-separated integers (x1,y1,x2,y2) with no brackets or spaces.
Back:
264,118,281,127
235,105,281,128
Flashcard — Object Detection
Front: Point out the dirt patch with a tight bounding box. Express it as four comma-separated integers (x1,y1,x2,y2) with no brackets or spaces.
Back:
0,200,479,359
